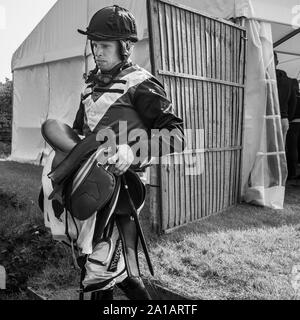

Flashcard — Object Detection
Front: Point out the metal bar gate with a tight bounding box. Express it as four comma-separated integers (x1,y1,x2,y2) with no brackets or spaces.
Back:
147,0,247,233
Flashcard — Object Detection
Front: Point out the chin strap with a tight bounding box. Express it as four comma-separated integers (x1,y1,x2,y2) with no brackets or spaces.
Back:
84,61,131,87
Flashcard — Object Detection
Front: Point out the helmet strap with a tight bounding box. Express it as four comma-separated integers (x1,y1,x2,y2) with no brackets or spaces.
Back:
119,40,134,62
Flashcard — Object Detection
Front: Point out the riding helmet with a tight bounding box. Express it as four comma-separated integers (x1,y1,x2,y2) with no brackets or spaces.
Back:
78,5,138,42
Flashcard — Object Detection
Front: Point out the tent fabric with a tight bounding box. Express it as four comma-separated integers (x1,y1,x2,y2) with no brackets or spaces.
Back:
242,21,287,209
192,0,300,26
11,57,85,163
11,0,87,71
47,57,86,125
11,65,49,163
11,0,149,72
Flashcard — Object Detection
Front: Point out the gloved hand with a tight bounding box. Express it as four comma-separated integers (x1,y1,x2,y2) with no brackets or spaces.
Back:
107,144,134,176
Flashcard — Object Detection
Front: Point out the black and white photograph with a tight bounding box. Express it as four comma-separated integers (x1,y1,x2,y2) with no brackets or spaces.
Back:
0,0,300,310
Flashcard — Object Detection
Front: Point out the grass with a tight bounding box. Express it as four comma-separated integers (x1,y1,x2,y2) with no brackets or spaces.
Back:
138,184,300,300
138,185,300,300
1,160,300,300
0,161,79,299
142,225,300,300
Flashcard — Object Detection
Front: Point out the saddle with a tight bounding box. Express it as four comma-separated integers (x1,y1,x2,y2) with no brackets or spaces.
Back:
42,120,101,187
41,119,145,221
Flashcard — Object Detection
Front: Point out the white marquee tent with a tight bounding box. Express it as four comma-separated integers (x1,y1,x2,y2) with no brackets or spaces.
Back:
10,0,300,209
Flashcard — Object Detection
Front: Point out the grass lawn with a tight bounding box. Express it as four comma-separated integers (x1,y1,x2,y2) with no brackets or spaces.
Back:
0,161,78,299
140,184,300,300
0,160,300,300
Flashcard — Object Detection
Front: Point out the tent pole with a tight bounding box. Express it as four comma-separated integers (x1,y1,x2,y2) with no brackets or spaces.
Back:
147,0,162,234
274,28,300,48
274,50,300,57
237,17,248,203
84,0,90,75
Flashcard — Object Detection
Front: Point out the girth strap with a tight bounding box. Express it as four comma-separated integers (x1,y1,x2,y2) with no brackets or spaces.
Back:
116,213,140,278
115,176,154,277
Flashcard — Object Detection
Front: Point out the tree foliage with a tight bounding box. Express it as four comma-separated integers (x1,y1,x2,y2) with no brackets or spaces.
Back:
0,78,13,112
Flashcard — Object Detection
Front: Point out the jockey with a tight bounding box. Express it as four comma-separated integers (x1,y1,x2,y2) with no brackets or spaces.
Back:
66,5,184,300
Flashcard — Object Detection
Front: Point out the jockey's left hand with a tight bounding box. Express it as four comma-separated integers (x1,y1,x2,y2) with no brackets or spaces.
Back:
107,144,134,176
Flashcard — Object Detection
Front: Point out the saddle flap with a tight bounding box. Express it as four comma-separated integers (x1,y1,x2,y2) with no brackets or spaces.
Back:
65,161,116,221
114,170,146,215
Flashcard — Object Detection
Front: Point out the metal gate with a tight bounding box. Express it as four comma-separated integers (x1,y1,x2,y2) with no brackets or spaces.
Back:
147,0,247,233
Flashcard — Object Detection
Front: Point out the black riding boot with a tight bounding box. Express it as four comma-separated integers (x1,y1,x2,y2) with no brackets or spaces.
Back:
117,276,152,300
115,213,152,300
91,287,114,300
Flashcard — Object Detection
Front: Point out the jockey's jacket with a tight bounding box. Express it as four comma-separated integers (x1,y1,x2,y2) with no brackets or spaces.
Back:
73,63,185,169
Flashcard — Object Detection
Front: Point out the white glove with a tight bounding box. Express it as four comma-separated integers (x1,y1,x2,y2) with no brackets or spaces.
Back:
107,144,134,176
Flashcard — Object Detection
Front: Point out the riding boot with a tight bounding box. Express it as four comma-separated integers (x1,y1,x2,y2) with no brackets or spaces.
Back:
117,276,152,300
115,213,152,300
91,287,114,300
